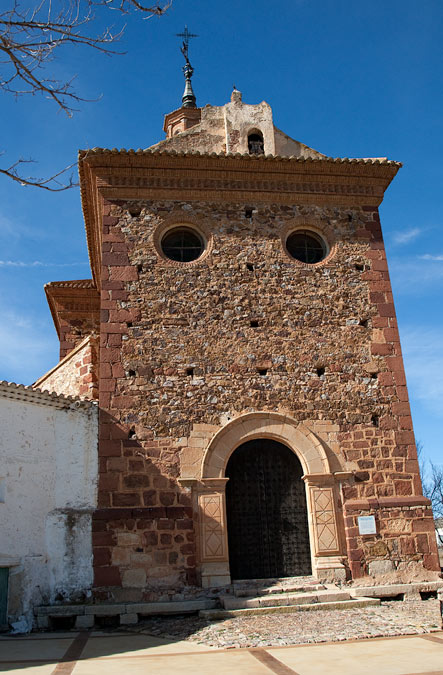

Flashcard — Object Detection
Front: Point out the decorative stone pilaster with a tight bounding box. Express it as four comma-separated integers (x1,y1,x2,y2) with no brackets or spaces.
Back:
303,472,350,581
179,477,230,588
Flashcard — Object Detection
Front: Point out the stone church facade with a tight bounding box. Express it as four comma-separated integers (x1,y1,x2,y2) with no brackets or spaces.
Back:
39,90,439,601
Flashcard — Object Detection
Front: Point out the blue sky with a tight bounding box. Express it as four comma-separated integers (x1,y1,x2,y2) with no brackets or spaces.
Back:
0,0,442,466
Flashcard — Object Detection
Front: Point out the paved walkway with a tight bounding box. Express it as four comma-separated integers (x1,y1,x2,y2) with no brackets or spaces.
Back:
1,630,443,674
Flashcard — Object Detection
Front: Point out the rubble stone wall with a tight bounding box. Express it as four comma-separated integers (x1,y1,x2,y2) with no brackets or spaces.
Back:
94,196,438,593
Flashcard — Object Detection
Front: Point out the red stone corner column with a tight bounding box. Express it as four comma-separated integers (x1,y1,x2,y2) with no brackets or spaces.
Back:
343,495,440,579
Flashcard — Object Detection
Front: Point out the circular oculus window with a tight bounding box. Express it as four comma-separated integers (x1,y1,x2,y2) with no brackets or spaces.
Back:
161,226,205,263
286,229,328,264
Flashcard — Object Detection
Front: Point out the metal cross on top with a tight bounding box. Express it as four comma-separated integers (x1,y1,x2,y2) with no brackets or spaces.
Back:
176,25,199,64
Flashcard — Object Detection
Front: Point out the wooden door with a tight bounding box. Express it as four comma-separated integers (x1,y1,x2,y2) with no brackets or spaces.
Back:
226,439,311,580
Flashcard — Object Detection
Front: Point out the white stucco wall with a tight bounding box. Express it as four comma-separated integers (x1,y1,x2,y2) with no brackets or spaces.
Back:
0,385,98,626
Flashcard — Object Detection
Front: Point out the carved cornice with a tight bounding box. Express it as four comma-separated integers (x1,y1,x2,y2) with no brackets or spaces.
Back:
45,280,100,338
78,150,401,285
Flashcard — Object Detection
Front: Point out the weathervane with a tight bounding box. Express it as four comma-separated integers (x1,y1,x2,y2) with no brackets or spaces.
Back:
176,25,198,108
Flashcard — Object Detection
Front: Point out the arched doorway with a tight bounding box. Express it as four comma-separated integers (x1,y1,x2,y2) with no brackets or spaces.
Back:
226,439,312,580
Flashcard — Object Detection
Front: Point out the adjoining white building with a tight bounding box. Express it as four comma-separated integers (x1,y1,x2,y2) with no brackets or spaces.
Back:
0,381,98,630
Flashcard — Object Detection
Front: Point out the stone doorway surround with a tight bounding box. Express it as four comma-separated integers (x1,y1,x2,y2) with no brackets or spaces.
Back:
178,412,351,587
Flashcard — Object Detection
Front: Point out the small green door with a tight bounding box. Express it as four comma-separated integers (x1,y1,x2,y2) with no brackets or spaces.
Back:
0,568,9,629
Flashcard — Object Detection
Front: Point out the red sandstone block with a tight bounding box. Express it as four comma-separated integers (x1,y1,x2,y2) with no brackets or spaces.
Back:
157,518,175,530
111,363,125,378
378,303,396,317
355,228,372,239
396,387,410,402
102,281,125,292
93,547,111,567
385,356,404,372
159,492,176,506
100,440,122,457
110,290,129,300
144,531,158,546
371,343,393,356
103,216,119,226
400,538,415,555
112,492,141,507
109,266,138,281
102,232,123,243
94,565,121,587
100,378,116,393
398,416,413,430
370,292,386,304
423,553,440,570
143,490,157,506
99,474,120,491
109,425,128,440
393,370,407,386
92,532,115,546
416,533,430,553
412,519,435,533
99,392,111,408
99,423,111,441
180,543,194,555
102,252,129,266
177,518,194,530
372,317,389,328
111,395,134,408
112,243,128,252
395,430,414,444
371,258,388,272
379,416,396,430
101,323,126,334
349,548,364,561
394,480,412,496
97,491,111,507
392,402,411,416
101,348,121,363
108,334,122,346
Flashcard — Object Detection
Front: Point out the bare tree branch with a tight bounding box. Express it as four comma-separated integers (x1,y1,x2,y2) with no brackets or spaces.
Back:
417,441,443,547
1,0,171,189
0,156,77,191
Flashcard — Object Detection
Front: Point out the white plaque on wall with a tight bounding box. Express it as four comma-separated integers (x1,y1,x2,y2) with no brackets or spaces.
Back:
358,515,377,535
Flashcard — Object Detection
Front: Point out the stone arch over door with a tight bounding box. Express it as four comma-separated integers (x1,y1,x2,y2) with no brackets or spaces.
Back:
202,412,331,478
193,413,348,587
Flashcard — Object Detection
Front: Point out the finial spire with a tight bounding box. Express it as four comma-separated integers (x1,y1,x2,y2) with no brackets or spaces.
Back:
176,25,199,108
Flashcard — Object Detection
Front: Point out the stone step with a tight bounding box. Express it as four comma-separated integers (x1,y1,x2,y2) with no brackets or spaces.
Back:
232,576,325,597
220,589,351,610
200,597,380,620
234,583,326,597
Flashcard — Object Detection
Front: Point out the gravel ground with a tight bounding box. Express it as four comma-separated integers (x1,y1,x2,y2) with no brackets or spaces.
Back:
124,600,442,648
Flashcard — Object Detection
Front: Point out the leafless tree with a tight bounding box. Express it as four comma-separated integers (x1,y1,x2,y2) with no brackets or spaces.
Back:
1,0,170,190
417,441,443,546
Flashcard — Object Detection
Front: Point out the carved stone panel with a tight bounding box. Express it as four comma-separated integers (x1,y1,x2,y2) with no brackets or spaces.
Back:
310,487,340,555
199,493,227,561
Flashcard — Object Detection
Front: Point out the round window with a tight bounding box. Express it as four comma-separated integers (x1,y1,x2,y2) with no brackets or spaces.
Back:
161,227,205,263
286,230,327,264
